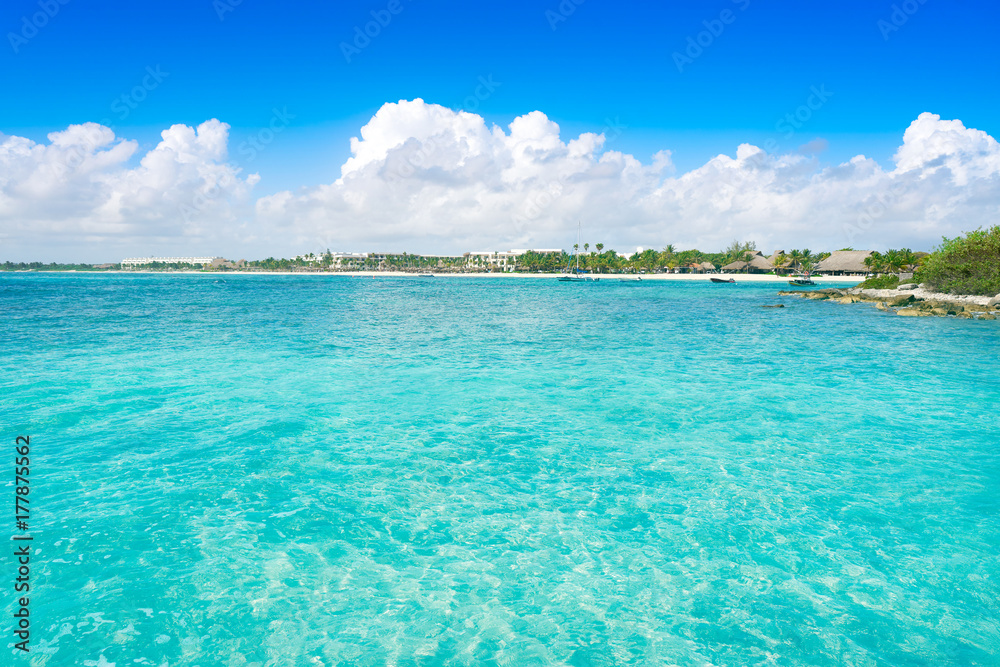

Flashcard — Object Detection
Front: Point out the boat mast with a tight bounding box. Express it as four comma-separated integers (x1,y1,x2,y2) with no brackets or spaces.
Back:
576,221,581,274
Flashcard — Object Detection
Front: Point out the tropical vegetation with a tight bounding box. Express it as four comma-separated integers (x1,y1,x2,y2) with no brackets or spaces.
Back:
858,274,901,290
915,226,1000,296
862,249,919,275
0,261,113,271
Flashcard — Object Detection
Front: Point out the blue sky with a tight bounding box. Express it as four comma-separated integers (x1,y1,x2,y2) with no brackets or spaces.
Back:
1,0,999,260
4,0,997,181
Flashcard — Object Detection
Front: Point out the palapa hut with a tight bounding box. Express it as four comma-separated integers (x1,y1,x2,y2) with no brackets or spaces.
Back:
686,261,718,274
766,250,792,273
721,251,774,274
814,250,873,276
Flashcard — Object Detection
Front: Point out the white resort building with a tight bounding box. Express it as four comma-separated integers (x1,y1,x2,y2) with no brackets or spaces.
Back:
122,257,223,268
466,249,563,271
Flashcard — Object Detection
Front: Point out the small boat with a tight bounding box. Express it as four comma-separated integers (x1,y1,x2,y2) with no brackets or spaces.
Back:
619,276,642,282
418,273,434,277
710,277,736,284
788,278,816,286
557,222,599,283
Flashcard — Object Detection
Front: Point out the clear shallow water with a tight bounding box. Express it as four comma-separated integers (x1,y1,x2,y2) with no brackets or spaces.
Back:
2,273,998,666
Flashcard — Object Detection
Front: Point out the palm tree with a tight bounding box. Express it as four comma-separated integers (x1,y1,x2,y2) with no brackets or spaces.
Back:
900,248,917,272
772,252,788,275
788,249,802,271
884,249,904,273
864,251,883,275
596,243,604,253
741,250,755,274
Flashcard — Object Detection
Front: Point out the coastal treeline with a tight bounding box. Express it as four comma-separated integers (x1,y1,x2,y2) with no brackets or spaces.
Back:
250,254,468,271
0,261,110,271
10,231,995,291
515,246,728,273
0,243,818,274
917,226,1000,296
857,249,923,289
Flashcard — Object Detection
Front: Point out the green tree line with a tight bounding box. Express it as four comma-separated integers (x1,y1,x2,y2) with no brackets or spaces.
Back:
916,226,1000,296
1,262,116,271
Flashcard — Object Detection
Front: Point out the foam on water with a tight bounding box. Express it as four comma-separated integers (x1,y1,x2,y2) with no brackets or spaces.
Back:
3,274,999,665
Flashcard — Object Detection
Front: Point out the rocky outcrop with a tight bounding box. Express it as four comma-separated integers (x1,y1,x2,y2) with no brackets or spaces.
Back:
885,295,915,307
779,286,999,320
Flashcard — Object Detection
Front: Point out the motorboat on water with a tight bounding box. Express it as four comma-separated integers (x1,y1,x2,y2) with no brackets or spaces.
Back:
710,277,736,284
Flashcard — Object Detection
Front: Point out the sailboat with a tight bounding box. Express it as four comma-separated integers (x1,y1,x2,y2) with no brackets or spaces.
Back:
557,223,599,282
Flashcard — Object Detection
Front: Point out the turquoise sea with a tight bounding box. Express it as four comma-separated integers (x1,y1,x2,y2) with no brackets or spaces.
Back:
3,273,999,666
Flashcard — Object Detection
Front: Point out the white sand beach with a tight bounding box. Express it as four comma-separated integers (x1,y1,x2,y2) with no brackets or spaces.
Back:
111,270,864,283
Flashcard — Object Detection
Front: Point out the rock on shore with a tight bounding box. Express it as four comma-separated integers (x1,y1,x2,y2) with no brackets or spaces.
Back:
777,286,1000,320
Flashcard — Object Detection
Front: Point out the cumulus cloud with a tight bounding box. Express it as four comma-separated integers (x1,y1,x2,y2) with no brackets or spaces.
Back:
2,104,999,260
0,120,258,257
259,104,1000,255
257,99,669,254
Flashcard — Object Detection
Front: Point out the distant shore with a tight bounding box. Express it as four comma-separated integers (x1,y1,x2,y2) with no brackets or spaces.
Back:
20,270,864,283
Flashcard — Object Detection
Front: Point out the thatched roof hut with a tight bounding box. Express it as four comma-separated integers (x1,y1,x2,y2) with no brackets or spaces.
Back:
814,250,873,275
721,252,774,273
687,261,717,273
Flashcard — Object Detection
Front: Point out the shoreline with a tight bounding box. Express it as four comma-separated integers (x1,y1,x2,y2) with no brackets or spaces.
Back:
780,286,1000,319
4,270,864,283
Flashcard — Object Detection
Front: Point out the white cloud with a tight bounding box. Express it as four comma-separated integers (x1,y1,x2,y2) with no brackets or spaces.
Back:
260,102,1000,256
893,112,1000,185
2,103,999,261
0,120,258,258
